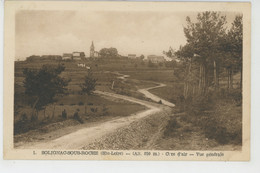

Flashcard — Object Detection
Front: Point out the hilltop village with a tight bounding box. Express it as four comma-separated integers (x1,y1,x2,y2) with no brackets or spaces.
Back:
23,41,174,64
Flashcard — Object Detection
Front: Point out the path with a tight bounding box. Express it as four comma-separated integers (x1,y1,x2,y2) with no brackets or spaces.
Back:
18,91,163,149
110,71,175,107
17,71,175,149
138,84,175,107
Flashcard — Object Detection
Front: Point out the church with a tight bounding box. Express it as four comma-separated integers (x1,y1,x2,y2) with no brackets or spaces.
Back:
90,41,99,58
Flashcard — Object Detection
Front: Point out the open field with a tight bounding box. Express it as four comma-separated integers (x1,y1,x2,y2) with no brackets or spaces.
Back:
14,60,150,136
14,58,242,150
149,83,184,104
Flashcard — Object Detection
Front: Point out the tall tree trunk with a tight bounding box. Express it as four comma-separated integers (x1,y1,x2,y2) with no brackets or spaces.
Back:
184,59,192,98
201,64,206,95
227,68,230,91
214,60,219,92
31,97,39,121
192,85,195,95
43,107,46,119
186,60,192,97
198,64,202,95
230,67,233,90
52,105,56,119
184,82,188,99
240,66,242,89
111,81,115,90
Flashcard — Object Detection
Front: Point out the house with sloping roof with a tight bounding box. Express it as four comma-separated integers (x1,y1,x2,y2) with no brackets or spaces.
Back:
73,52,85,60
128,54,136,59
62,53,73,60
147,55,166,63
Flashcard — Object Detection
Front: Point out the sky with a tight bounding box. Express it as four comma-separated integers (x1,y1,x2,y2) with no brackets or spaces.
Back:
15,10,238,60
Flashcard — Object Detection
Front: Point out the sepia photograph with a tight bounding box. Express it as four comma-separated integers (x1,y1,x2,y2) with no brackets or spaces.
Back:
3,1,251,160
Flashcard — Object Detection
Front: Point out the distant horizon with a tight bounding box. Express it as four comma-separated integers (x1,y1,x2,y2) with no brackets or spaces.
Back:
15,48,174,62
15,11,238,61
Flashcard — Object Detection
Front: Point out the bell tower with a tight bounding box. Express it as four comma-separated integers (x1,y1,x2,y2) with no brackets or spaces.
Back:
90,41,95,58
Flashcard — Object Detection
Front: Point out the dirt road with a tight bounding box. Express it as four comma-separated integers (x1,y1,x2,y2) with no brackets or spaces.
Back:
18,90,171,149
138,84,175,107
17,71,175,149
111,71,175,107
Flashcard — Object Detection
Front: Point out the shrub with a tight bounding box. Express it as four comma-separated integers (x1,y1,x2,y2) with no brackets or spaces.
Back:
204,116,229,144
80,70,97,95
14,113,30,134
78,101,84,105
73,110,84,123
163,117,181,137
101,105,109,116
90,107,98,113
181,92,242,145
62,109,67,119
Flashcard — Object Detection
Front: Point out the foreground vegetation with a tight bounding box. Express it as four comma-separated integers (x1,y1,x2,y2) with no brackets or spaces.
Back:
14,60,148,135
155,11,243,147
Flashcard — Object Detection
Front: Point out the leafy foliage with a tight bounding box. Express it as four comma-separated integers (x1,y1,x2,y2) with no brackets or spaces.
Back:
80,70,97,95
23,64,69,112
99,47,118,58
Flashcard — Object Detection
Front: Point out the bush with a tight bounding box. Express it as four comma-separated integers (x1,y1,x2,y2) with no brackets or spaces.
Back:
204,116,229,144
101,105,109,116
184,95,215,116
14,113,30,134
73,110,84,123
78,101,84,105
181,92,242,145
80,70,97,95
90,108,98,113
62,109,67,119
163,117,181,137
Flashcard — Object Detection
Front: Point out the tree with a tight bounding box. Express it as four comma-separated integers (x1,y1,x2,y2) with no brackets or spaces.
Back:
139,54,145,60
181,11,227,95
163,47,175,59
80,70,97,95
227,15,243,89
99,47,118,58
175,44,195,98
23,64,69,121
148,60,156,68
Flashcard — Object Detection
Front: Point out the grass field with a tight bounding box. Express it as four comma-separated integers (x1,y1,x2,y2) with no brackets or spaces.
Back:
14,58,242,147
14,59,151,135
149,83,184,104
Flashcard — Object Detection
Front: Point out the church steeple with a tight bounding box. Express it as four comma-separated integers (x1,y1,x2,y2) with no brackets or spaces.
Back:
90,41,95,57
91,41,94,49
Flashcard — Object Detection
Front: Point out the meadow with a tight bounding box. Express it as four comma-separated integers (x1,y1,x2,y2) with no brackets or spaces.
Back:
14,59,148,135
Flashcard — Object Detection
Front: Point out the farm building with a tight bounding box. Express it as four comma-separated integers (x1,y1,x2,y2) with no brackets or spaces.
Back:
41,55,62,60
62,53,73,60
72,52,85,60
147,55,166,63
128,54,136,59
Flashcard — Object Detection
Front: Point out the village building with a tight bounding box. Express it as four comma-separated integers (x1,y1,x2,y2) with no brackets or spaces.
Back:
72,52,85,60
128,54,136,59
41,55,62,60
90,41,99,58
147,55,166,63
62,53,73,60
